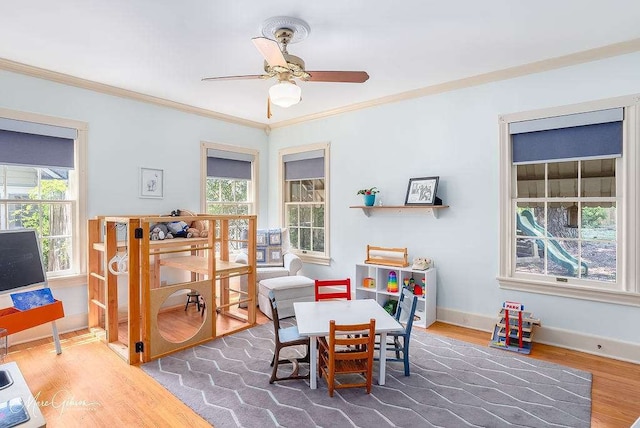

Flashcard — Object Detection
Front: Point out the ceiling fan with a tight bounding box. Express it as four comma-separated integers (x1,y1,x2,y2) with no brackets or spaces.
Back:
202,16,369,118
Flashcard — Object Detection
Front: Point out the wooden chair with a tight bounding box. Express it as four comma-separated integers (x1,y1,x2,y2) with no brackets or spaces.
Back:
375,286,418,376
268,291,310,383
315,278,351,301
317,318,376,397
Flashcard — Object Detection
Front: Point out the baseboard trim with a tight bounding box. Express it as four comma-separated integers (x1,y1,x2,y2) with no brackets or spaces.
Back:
9,313,88,347
9,307,639,365
437,307,640,364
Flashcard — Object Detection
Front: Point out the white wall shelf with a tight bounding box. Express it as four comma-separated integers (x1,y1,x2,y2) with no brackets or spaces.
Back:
355,263,437,328
349,205,449,218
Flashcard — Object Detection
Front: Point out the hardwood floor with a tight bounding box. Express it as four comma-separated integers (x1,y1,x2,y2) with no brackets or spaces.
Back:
6,317,640,427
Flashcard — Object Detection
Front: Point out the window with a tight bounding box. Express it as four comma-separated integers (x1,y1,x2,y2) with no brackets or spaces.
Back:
280,143,330,265
201,143,257,251
0,110,87,284
498,97,640,306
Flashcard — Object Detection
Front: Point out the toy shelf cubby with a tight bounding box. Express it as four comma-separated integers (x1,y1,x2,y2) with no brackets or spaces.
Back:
354,262,437,328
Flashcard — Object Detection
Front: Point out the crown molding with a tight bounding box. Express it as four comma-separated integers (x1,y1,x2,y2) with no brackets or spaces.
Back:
2,38,640,133
268,38,640,129
0,57,265,130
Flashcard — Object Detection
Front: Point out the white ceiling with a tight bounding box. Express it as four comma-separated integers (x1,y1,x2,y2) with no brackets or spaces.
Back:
1,1,640,126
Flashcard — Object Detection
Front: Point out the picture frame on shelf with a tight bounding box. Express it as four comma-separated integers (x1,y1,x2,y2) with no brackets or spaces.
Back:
404,176,439,206
140,167,164,199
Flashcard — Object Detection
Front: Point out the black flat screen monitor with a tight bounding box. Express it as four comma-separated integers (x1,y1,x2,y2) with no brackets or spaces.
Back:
0,229,47,294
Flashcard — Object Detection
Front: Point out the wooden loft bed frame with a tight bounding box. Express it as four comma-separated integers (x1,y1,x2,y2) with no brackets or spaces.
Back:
87,214,257,364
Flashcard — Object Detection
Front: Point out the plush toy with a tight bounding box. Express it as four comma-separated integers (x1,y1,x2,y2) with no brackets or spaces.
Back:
166,221,190,238
186,227,201,238
149,223,174,241
162,209,210,239
186,219,208,238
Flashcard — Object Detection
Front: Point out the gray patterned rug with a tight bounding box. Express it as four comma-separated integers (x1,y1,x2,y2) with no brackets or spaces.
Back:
142,320,591,427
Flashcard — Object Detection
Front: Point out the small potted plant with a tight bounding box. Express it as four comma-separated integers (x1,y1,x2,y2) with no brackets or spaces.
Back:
357,187,379,206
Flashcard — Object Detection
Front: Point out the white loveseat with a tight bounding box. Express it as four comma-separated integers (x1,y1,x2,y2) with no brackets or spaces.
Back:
235,228,302,306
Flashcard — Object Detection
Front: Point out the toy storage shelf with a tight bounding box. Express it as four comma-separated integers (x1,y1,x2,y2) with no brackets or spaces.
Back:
354,263,437,328
350,205,449,218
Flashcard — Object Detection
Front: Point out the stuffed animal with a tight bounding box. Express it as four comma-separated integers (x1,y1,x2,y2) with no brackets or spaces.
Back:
186,219,208,238
186,227,201,238
166,221,190,238
149,223,174,241
163,209,209,238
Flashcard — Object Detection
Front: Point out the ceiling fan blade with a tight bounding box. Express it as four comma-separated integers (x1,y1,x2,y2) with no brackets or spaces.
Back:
252,37,287,68
202,74,265,82
306,71,370,83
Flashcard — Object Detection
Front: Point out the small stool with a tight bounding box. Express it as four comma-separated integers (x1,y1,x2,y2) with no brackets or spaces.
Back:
185,291,201,311
258,276,315,320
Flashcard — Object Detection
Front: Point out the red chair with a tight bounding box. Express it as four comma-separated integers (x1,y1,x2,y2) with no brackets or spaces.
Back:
315,278,351,301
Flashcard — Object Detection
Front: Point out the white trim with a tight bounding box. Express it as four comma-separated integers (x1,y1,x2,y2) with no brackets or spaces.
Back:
512,153,620,165
0,108,88,280
499,93,640,124
296,253,331,266
509,107,623,134
206,148,255,163
499,95,640,299
278,142,331,157
200,141,259,215
279,142,331,265
282,149,325,162
269,39,640,129
0,117,78,139
497,276,640,307
623,104,639,293
0,107,88,131
9,311,87,347
46,274,86,289
4,39,640,131
435,307,497,332
0,58,265,130
437,307,640,364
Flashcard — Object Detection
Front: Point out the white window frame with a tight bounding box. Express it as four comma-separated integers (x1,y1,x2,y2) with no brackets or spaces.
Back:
0,107,88,289
279,142,330,265
498,95,640,307
200,142,258,215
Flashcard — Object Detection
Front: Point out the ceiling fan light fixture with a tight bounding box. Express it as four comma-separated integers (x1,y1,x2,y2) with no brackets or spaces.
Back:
269,80,301,108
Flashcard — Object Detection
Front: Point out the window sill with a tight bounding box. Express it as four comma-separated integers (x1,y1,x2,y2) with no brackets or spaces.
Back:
46,274,87,289
497,276,640,307
296,253,331,266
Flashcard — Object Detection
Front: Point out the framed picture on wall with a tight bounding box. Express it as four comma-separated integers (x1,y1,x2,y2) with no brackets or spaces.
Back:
140,167,164,198
404,176,439,205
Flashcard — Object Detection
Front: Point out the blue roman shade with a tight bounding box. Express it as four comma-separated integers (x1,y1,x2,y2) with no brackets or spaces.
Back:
510,108,623,165
206,149,253,180
0,117,76,169
284,149,325,180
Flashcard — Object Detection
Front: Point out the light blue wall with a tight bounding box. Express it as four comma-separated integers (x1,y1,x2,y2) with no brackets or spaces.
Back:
0,69,269,322
1,51,639,346
268,52,640,344
0,70,269,218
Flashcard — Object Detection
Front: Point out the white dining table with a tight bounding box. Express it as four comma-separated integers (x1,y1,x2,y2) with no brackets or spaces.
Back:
293,299,404,389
